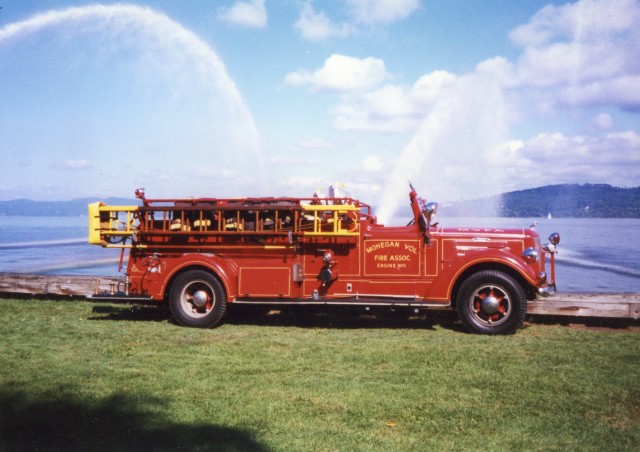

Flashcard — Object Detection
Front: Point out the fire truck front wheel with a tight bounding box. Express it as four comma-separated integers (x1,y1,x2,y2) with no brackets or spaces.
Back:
455,270,527,335
169,270,228,328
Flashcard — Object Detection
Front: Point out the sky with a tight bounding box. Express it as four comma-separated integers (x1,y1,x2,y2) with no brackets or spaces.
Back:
0,0,639,222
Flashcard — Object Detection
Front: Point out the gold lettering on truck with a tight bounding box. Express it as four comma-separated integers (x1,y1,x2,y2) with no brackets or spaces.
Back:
364,240,420,276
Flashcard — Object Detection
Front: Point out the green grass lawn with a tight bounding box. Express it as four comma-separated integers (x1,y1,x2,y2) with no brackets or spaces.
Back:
0,298,638,451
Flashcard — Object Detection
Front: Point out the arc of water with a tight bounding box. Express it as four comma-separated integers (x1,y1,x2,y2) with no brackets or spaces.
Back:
376,95,453,225
0,4,267,191
376,74,508,224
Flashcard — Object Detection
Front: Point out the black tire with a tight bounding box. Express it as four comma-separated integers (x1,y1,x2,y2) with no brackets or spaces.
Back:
455,270,527,335
169,270,227,328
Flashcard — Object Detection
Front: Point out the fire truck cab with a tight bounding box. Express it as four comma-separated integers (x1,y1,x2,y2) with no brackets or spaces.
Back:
88,183,560,334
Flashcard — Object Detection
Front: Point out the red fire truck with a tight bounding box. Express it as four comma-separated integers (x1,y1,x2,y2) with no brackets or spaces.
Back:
88,183,560,334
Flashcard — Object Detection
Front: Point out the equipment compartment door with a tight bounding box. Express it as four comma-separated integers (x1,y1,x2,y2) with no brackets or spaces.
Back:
238,267,291,297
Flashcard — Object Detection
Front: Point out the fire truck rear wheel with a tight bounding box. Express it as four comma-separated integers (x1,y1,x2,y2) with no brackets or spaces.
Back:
455,270,527,335
169,270,227,328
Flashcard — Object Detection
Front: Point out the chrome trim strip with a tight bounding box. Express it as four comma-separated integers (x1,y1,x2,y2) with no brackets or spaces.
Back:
232,298,451,308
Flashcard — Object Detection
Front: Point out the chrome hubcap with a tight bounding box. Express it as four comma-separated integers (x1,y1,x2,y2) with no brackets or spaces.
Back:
470,284,510,326
481,295,500,315
192,290,209,307
181,281,215,318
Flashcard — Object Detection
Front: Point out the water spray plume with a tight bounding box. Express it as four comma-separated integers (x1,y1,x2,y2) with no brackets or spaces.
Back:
0,4,267,194
377,74,509,224
0,238,86,250
17,257,123,274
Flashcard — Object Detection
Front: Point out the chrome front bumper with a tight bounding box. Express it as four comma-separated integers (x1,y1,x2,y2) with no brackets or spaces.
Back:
537,284,557,297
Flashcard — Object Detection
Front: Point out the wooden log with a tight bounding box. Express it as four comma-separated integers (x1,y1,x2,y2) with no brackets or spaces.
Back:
0,273,123,297
528,293,640,319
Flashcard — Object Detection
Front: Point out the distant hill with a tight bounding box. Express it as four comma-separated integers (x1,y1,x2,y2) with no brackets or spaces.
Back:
442,184,640,218
0,198,137,217
0,184,638,218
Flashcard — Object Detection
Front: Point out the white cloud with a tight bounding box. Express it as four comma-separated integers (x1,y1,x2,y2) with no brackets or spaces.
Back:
284,54,391,92
346,0,420,24
494,131,640,188
62,159,92,169
331,70,456,132
411,71,457,104
363,155,383,172
294,2,355,41
296,0,640,137
509,0,637,47
557,75,640,109
218,0,267,28
485,140,526,169
292,137,336,151
284,62,461,134
475,56,518,88
280,176,325,193
192,165,239,179
500,0,640,111
293,0,419,41
515,41,629,89
474,117,640,201
592,112,614,130
332,96,416,133
341,180,383,201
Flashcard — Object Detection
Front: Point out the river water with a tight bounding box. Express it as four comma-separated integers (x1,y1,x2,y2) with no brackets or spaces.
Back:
0,216,638,293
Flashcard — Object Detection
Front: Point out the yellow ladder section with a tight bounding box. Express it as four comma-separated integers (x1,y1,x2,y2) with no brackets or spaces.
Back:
88,202,139,248
301,204,360,236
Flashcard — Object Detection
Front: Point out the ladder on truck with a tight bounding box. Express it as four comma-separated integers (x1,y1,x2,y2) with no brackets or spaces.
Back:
88,198,368,249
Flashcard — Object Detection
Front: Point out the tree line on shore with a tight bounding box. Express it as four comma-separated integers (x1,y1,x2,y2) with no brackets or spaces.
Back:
441,184,640,218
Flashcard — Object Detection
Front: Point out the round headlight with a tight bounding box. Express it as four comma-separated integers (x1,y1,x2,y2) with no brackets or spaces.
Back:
522,247,538,264
549,232,560,245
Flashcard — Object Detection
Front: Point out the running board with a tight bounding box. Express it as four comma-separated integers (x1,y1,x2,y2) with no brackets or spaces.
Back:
233,298,451,309
87,294,153,302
